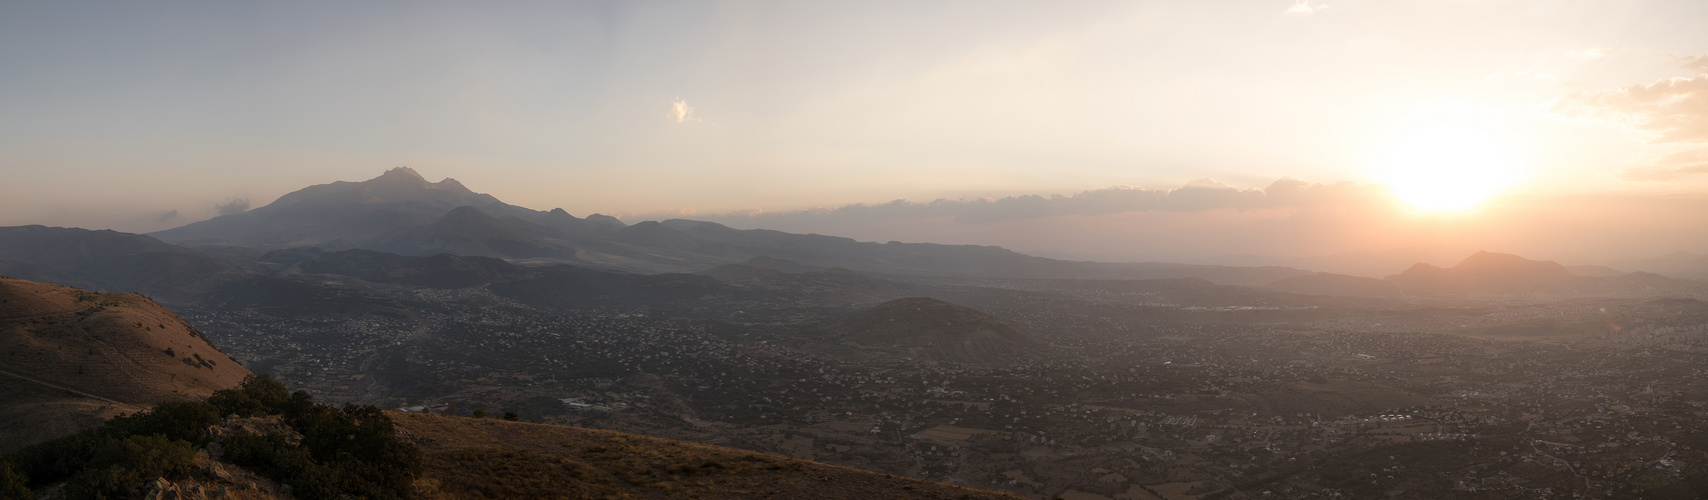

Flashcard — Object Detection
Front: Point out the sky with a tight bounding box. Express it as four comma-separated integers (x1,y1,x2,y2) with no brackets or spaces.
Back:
3,1,1707,271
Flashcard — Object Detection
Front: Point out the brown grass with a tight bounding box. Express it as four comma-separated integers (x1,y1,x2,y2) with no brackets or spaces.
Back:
396,412,1021,500
0,276,250,452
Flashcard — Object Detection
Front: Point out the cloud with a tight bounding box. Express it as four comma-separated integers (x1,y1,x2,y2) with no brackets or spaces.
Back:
1551,74,1708,143
1618,149,1708,181
667,99,700,123
1677,54,1708,72
158,210,179,222
215,197,250,215
1285,1,1327,14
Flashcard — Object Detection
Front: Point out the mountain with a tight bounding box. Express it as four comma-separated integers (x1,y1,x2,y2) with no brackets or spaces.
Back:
1386,251,1701,296
1386,251,1575,293
660,219,1313,284
0,276,250,452
0,225,241,304
1611,251,1708,280
266,248,526,289
151,167,605,253
829,297,1045,366
369,205,576,259
149,169,1311,284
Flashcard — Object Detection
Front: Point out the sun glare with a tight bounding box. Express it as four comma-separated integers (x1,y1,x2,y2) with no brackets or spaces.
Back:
1380,122,1516,212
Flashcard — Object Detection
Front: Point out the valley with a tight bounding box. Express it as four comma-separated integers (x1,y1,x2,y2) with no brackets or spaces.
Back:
4,170,1707,499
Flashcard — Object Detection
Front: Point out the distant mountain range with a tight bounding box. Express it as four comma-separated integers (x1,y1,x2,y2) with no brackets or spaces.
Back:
147,168,1313,285
0,169,1696,309
0,225,242,304
1383,251,1687,296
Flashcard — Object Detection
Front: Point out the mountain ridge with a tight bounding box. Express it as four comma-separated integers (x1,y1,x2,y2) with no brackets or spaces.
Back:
147,169,1316,284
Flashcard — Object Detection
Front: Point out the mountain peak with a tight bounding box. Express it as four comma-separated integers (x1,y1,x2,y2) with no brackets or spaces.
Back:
363,168,472,194
433,176,473,193
1452,251,1568,274
379,166,425,181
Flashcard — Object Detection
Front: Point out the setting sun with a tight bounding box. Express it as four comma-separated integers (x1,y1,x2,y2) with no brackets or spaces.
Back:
1380,122,1517,212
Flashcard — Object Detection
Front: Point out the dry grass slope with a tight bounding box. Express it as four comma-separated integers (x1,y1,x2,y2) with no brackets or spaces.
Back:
0,276,251,452
395,412,1021,500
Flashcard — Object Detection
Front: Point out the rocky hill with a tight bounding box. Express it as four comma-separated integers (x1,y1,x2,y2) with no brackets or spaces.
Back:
0,276,250,453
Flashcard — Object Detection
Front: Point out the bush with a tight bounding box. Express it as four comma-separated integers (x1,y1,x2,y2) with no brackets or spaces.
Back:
222,403,419,500
4,375,421,500
0,461,29,500
108,402,220,443
208,374,291,417
56,434,198,499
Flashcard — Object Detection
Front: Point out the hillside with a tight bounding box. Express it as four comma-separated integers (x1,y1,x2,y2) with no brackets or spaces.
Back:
370,206,576,259
397,412,1020,500
2,373,1019,500
0,276,250,452
0,225,240,304
831,297,1045,366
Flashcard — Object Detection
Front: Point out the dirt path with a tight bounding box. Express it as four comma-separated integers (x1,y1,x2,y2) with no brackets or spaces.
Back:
0,366,124,405
0,303,95,322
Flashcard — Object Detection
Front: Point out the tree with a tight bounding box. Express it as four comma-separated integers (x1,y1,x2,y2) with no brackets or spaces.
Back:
502,411,519,421
209,374,291,417
471,410,486,419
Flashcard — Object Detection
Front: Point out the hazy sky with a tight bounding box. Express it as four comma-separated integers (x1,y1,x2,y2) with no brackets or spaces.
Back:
3,1,1706,266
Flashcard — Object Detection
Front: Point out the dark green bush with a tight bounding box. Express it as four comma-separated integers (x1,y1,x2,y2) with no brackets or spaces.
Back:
208,374,291,417
4,375,420,500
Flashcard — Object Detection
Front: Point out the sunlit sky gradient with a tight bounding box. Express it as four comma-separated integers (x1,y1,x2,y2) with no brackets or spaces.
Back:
3,1,1707,268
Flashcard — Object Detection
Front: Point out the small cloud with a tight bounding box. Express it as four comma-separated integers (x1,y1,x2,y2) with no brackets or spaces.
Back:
1551,74,1708,143
1568,46,1613,59
1183,178,1234,190
215,198,250,215
1676,54,1708,72
158,210,179,222
1285,1,1327,14
1620,149,1708,181
667,99,700,123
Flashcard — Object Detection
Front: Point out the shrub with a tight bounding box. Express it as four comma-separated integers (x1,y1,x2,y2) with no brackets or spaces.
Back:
208,374,291,417
4,375,420,500
0,461,28,500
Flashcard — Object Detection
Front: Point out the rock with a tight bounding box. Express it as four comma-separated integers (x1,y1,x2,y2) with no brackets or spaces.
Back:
204,441,225,461
207,462,234,481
